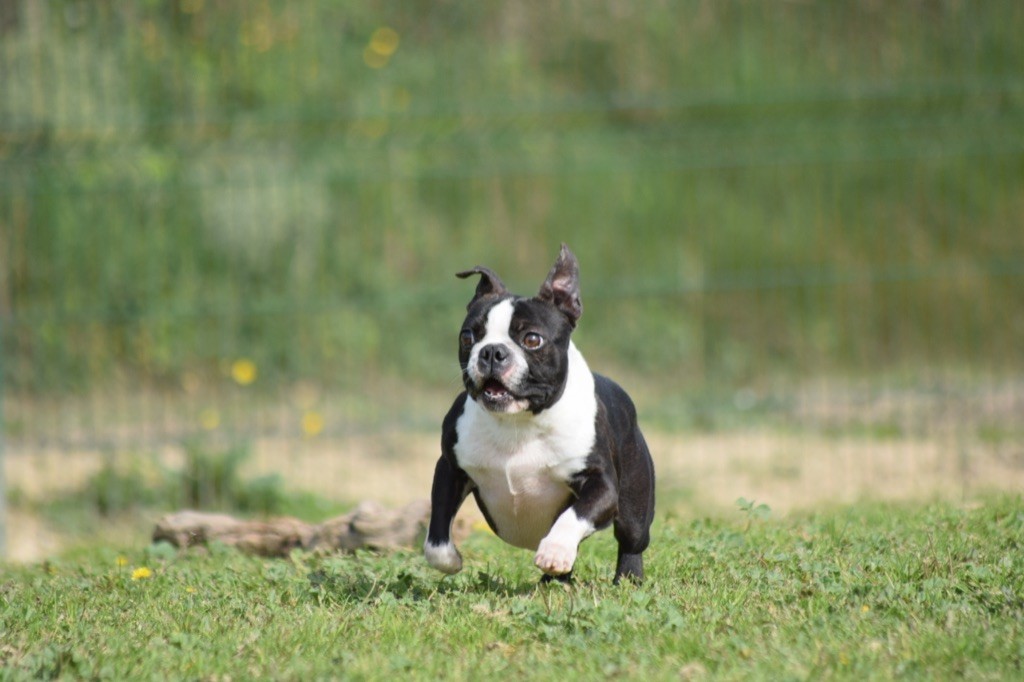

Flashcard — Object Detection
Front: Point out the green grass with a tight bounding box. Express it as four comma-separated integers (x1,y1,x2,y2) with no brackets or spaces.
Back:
2,497,1022,680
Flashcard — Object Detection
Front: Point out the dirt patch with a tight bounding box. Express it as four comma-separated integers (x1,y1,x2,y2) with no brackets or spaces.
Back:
6,427,1023,562
4,510,63,563
647,431,1021,512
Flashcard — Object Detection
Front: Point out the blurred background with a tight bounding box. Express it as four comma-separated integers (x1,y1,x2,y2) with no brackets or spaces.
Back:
2,0,1023,561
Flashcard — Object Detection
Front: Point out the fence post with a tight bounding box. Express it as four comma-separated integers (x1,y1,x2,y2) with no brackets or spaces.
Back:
0,310,6,560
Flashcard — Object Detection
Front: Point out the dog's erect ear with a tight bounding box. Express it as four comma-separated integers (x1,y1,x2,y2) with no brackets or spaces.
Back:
537,243,582,327
456,266,509,310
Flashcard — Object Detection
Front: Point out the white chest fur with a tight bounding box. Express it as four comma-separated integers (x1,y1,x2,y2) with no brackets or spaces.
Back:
454,343,597,550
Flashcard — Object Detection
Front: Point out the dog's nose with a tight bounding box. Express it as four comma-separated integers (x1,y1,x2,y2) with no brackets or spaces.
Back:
477,343,511,375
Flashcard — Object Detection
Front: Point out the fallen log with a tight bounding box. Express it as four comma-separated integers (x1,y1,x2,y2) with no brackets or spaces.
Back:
152,500,468,558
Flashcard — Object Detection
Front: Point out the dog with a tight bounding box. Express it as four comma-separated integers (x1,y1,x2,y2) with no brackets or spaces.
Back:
424,244,655,584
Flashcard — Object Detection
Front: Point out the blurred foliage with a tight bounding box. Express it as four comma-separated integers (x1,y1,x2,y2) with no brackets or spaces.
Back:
46,442,312,519
178,441,282,513
1,0,1023,397
83,443,286,516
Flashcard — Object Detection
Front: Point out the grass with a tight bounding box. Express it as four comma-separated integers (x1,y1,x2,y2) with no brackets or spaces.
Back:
2,496,1021,680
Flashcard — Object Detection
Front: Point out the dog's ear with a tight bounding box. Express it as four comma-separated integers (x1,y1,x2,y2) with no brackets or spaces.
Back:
537,243,582,327
456,266,508,310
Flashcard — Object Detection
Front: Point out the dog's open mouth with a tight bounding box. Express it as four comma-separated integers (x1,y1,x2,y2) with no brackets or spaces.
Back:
470,376,527,413
482,379,511,401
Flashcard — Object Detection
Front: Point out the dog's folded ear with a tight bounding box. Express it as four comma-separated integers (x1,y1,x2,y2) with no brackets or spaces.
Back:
456,266,508,309
538,243,583,327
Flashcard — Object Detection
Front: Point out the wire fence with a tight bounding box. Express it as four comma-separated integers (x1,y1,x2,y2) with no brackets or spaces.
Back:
2,1,1024,560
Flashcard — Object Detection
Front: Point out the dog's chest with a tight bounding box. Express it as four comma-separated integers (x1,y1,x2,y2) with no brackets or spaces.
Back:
454,402,595,550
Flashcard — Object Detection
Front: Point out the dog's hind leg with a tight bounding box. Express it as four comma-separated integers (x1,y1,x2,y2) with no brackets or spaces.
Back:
613,551,644,585
613,510,649,584
612,434,655,585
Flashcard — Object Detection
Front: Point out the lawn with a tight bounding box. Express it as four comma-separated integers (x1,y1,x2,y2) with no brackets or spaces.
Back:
1,496,1021,680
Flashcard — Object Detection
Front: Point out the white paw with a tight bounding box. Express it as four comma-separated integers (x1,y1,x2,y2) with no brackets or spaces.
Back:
534,537,577,576
424,540,463,575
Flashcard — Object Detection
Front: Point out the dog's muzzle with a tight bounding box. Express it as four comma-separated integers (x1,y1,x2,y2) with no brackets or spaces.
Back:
468,343,528,412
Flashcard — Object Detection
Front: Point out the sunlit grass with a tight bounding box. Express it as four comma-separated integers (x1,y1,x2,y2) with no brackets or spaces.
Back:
1,497,1020,679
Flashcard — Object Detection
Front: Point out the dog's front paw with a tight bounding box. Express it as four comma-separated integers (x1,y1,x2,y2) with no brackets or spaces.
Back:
534,537,577,576
424,540,463,575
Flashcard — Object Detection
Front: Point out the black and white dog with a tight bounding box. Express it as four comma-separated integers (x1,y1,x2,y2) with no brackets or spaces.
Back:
424,245,655,583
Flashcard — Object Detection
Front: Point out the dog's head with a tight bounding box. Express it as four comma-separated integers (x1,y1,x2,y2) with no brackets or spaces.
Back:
455,244,583,415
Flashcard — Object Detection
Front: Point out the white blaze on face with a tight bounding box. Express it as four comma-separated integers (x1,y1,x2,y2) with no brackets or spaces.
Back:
477,299,516,347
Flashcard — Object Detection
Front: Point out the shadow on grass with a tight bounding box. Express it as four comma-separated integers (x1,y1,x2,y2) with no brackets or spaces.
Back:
305,558,541,605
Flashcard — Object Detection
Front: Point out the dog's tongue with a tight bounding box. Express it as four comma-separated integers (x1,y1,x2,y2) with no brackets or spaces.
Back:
483,379,508,396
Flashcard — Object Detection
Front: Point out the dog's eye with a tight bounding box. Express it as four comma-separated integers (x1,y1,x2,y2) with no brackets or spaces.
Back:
522,332,544,350
459,329,475,349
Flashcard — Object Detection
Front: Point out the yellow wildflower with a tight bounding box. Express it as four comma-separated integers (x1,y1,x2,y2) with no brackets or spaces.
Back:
370,27,399,57
364,26,399,68
230,358,258,386
302,411,325,438
131,567,153,581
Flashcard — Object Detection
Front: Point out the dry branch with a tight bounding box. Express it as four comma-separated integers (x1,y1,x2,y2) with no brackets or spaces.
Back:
153,500,468,557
